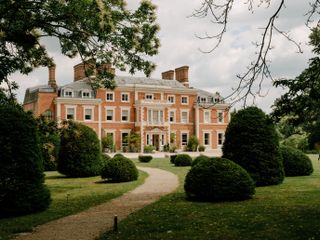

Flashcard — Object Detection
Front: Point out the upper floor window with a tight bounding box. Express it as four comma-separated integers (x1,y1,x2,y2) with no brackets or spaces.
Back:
82,91,90,98
66,107,75,120
181,111,188,123
204,111,210,123
181,96,188,104
200,97,207,103
106,109,114,121
168,95,175,103
169,111,175,122
148,109,164,124
121,109,130,122
218,111,224,123
121,93,129,102
64,90,73,98
84,108,93,121
145,94,153,100
106,92,114,102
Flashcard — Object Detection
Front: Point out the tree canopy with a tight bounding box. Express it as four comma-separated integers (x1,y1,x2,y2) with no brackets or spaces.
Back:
0,0,160,92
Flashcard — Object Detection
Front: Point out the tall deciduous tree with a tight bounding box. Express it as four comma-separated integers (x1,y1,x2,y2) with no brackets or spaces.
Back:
0,0,160,95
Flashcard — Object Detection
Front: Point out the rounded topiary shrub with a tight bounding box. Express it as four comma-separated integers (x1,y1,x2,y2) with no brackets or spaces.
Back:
101,155,138,182
222,107,284,186
280,146,313,176
174,154,192,166
170,154,178,164
58,121,102,177
184,158,255,201
191,155,211,167
138,155,153,163
113,153,124,158
0,104,51,217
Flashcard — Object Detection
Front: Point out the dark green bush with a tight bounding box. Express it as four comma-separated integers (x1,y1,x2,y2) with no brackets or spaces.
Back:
101,155,138,182
58,121,102,177
223,107,284,186
170,154,178,164
138,155,153,163
174,154,192,166
280,146,313,176
191,155,211,167
113,153,124,158
184,158,255,202
0,104,51,217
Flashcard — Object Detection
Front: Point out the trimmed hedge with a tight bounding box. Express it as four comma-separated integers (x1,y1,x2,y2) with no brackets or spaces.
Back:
58,121,102,177
113,153,124,158
101,155,138,182
184,158,255,202
170,154,178,164
280,146,313,176
191,155,211,167
222,107,284,186
138,155,153,163
0,105,51,217
174,154,192,166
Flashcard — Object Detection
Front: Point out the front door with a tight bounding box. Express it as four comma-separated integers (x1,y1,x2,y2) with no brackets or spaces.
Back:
152,134,160,151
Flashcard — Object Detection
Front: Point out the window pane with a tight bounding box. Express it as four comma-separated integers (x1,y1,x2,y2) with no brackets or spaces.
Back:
85,109,92,120
106,110,113,121
122,110,129,121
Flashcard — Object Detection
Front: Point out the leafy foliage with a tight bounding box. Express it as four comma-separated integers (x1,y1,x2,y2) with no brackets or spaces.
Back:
101,155,138,182
280,146,313,176
36,116,60,171
191,155,211,167
0,0,160,89
101,135,115,153
223,107,284,186
58,121,102,177
185,158,255,201
174,154,192,167
138,155,153,163
0,104,51,217
144,145,155,153
185,136,199,152
198,145,205,152
170,154,178,164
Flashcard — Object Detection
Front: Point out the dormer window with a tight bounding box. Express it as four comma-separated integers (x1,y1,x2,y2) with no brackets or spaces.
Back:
64,89,73,97
145,94,153,100
200,97,207,103
82,90,91,98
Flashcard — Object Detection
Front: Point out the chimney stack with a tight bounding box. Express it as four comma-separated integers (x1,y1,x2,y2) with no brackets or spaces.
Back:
74,62,115,81
161,70,174,80
175,66,189,87
48,64,57,89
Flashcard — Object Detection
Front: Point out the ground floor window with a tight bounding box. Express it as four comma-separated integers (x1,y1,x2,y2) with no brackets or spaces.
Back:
204,132,210,145
181,133,188,146
218,132,225,146
122,132,129,147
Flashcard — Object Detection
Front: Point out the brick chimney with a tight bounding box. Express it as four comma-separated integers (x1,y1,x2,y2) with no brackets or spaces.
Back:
74,62,115,81
48,64,57,89
175,66,189,87
161,70,174,80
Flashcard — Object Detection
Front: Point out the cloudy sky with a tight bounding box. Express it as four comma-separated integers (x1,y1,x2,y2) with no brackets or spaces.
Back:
12,0,316,113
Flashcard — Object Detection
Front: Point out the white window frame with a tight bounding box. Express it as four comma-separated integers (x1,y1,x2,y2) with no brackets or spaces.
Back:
167,95,175,103
180,110,189,123
181,96,189,105
145,93,154,100
121,108,130,122
121,130,131,148
181,132,189,146
105,107,115,122
64,89,73,98
218,110,224,123
121,92,130,102
200,96,207,103
147,109,164,124
82,90,91,98
203,132,211,146
83,106,94,121
106,92,114,102
217,131,225,147
169,110,176,123
65,105,76,120
204,110,211,123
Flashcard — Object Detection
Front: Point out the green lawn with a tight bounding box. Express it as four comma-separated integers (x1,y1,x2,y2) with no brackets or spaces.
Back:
0,170,147,240
101,155,320,240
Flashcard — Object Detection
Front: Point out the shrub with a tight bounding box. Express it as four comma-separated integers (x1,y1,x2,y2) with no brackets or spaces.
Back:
198,145,205,152
184,158,255,202
281,134,308,152
186,136,199,152
191,155,211,167
280,146,313,176
113,153,124,158
144,145,155,153
0,104,51,216
101,155,138,182
138,155,153,163
101,135,115,152
169,144,177,153
222,107,284,186
170,154,178,164
58,121,102,177
174,154,192,166
101,154,111,165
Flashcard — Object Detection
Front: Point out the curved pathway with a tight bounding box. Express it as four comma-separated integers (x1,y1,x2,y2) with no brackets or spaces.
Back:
15,167,179,240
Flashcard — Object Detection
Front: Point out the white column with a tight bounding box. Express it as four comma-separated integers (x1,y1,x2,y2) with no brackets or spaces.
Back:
140,106,144,153
56,101,61,126
98,103,102,140
195,106,200,139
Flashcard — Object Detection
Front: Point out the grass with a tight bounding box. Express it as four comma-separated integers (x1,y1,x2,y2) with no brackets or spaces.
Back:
101,155,320,240
0,170,147,240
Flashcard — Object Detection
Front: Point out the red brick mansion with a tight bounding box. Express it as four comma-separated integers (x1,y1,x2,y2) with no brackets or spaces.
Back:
23,63,230,152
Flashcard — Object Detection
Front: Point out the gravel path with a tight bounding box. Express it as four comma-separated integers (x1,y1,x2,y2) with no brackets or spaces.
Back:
14,167,179,240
